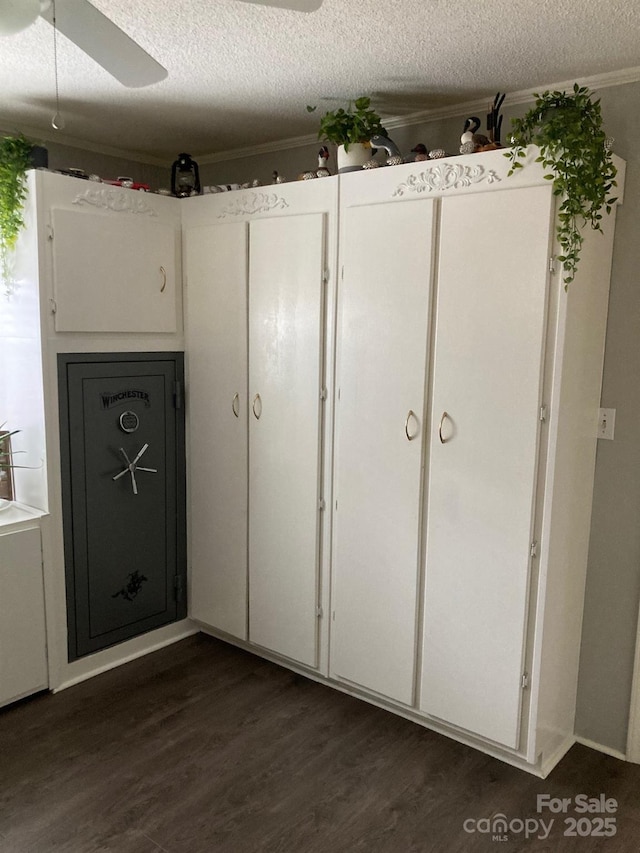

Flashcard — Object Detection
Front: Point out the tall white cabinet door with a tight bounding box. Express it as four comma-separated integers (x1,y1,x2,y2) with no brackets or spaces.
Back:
185,222,249,639
331,198,436,705
420,185,554,748
248,214,326,666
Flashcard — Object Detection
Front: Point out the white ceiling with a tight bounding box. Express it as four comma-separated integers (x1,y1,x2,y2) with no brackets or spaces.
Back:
1,0,640,164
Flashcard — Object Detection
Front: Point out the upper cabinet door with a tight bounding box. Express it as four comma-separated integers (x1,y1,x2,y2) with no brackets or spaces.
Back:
184,221,249,640
51,207,178,333
248,213,326,667
420,185,554,748
331,197,436,705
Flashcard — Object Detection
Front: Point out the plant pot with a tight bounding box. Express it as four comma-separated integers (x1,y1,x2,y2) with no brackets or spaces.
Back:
337,143,372,173
29,145,48,169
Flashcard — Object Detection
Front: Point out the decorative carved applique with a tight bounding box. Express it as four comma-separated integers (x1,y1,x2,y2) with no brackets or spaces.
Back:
112,570,148,602
393,165,501,197
216,192,289,219
72,187,158,216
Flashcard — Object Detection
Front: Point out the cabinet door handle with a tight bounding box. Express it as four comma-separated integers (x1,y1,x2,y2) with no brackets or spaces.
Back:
232,393,240,418
405,409,419,441
160,266,167,293
252,393,262,420
438,411,450,444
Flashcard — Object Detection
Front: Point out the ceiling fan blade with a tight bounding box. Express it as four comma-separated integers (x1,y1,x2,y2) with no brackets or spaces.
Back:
234,0,323,11
40,0,167,88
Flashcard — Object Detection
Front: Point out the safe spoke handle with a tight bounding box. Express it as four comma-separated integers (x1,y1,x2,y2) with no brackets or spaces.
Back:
113,443,158,496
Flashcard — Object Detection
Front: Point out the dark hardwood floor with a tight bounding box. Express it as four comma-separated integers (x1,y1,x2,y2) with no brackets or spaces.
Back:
1,634,639,852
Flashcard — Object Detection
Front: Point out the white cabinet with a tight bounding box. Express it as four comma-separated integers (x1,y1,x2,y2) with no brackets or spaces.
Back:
421,186,553,749
183,220,248,640
184,181,338,670
331,148,624,774
330,198,435,704
42,172,182,334
51,208,177,333
248,214,326,666
2,170,186,695
0,521,48,708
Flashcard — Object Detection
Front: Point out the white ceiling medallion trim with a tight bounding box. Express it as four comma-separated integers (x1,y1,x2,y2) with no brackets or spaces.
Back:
393,164,500,197
216,191,290,219
72,187,158,216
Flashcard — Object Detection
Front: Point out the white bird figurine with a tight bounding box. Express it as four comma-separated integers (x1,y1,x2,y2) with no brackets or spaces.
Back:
460,117,490,154
316,146,331,177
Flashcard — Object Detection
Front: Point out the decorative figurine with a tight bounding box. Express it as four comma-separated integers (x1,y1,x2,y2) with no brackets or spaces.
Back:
272,170,286,184
459,118,490,155
485,92,506,148
298,146,332,180
316,146,331,177
411,143,429,161
369,134,404,166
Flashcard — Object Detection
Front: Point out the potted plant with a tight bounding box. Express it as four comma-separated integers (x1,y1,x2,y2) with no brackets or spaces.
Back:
0,425,20,505
505,84,617,287
0,134,37,295
307,97,387,172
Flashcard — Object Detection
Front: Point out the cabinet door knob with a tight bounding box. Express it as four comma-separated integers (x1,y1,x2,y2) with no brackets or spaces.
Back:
232,392,240,418
252,393,262,420
438,411,450,444
405,410,419,441
160,266,167,293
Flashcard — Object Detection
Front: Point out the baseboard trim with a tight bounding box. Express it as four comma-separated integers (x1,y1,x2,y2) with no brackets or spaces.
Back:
539,736,576,778
575,736,627,762
53,621,198,692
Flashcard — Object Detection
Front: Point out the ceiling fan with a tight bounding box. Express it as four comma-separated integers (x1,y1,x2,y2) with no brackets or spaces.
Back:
0,0,323,88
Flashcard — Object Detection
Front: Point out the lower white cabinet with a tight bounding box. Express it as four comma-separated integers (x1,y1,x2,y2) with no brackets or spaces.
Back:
184,180,338,670
0,524,48,708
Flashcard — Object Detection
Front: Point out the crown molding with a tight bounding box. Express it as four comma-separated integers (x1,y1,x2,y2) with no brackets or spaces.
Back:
198,65,640,165
0,120,167,167
5,66,640,168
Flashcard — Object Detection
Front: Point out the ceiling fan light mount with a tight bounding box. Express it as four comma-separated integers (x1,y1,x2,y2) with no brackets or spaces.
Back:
0,0,41,35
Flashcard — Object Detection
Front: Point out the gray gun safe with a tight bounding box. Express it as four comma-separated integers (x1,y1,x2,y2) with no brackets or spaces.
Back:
58,353,186,660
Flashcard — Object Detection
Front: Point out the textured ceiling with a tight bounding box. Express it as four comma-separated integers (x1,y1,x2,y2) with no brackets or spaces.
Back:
1,0,639,163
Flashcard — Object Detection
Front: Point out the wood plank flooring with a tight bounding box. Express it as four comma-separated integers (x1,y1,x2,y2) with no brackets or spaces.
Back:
1,634,640,852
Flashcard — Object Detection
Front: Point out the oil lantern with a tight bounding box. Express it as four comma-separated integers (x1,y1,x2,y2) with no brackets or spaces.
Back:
171,153,200,197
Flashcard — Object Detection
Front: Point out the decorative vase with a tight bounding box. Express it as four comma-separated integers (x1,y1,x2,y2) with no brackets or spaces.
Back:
337,143,372,173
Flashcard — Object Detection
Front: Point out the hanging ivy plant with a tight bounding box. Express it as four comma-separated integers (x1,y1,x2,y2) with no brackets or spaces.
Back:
0,135,34,294
505,84,617,287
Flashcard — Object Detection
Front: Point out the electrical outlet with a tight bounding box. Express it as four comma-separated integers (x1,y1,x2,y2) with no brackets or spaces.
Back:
598,408,616,440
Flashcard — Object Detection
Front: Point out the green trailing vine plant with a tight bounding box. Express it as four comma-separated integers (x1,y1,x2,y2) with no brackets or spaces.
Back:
0,134,34,296
307,97,387,151
506,84,617,287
